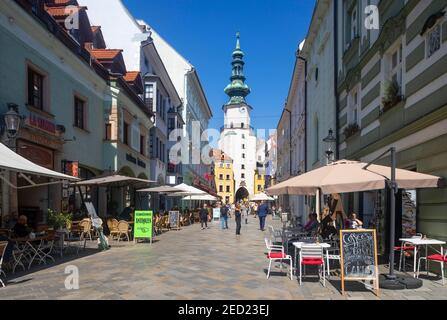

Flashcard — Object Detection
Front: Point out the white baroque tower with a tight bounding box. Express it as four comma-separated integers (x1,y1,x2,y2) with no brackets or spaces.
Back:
218,33,257,202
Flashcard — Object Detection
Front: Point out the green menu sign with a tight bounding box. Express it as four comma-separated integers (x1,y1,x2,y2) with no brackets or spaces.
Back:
134,210,153,241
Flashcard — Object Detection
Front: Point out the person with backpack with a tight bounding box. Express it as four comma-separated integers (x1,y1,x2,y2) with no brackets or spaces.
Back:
220,203,229,230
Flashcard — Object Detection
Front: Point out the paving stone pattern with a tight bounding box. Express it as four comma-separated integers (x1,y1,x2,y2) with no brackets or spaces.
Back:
0,216,446,300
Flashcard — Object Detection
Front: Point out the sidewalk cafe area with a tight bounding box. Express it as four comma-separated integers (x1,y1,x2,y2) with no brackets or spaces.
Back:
265,157,446,294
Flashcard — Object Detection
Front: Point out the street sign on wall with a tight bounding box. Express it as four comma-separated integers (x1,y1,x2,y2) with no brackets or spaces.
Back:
134,210,153,242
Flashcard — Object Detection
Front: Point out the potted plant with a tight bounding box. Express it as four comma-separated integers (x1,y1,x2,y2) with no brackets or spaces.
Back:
382,79,402,113
343,123,360,140
47,209,72,231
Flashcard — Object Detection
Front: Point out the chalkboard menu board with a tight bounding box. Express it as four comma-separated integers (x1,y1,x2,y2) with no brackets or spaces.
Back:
340,229,379,296
169,211,180,230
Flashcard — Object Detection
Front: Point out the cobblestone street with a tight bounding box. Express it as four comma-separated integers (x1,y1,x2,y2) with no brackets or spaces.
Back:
1,216,446,300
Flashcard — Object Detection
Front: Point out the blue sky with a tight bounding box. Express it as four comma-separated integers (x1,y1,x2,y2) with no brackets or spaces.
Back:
123,0,314,134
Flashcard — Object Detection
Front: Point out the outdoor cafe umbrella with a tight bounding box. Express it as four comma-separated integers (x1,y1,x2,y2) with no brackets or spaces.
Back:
266,159,440,196
181,194,218,201
266,155,442,288
249,193,275,201
137,185,183,193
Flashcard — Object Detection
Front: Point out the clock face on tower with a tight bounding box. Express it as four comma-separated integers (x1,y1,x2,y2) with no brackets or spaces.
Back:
239,107,246,113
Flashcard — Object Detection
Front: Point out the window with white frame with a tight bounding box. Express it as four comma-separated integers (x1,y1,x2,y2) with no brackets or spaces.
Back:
387,42,403,94
426,23,441,58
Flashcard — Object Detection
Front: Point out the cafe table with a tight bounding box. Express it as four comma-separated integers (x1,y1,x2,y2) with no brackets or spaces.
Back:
398,237,446,278
292,241,331,276
13,235,54,270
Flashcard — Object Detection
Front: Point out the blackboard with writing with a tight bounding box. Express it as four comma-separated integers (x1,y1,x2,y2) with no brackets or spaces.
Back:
340,229,379,295
169,211,180,230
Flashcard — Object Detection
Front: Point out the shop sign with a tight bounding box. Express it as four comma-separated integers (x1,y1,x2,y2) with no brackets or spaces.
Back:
213,208,220,221
134,210,153,242
62,160,79,178
169,211,180,230
26,112,57,135
340,229,379,296
18,141,54,169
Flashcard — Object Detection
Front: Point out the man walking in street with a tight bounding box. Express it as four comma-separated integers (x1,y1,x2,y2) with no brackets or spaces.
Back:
257,201,268,231
220,203,229,230
200,203,209,230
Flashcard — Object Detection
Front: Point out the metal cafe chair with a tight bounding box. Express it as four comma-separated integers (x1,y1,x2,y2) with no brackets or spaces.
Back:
264,238,293,280
0,241,8,287
299,244,326,287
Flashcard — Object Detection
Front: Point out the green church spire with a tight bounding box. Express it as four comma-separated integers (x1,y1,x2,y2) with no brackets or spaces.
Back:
224,32,251,105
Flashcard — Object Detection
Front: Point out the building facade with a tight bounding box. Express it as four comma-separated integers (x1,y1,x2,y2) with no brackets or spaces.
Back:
286,40,308,222
275,108,291,211
303,0,337,173
78,0,184,211
136,19,214,195
335,0,447,252
212,149,234,205
218,34,258,202
0,0,154,226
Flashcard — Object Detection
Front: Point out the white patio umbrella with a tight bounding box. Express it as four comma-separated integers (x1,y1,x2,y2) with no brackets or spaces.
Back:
182,194,218,201
249,193,275,201
137,185,183,193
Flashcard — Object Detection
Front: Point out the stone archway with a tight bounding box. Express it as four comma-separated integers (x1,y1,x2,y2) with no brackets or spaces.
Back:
235,187,249,203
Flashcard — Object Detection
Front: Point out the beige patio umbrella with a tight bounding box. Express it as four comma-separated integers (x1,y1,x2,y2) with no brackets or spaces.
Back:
267,160,441,196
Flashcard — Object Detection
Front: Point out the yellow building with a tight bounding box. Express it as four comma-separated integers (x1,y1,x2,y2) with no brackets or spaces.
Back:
254,169,265,194
212,149,234,204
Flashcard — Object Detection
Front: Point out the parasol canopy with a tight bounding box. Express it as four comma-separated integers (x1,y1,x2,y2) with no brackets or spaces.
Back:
267,160,441,196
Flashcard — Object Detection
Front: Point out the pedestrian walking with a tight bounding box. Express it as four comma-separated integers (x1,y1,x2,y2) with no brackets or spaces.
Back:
220,203,229,230
257,200,268,231
200,203,209,230
241,202,248,224
235,204,242,237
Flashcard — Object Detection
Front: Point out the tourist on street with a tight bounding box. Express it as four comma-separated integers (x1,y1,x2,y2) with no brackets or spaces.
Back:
257,201,268,231
241,202,248,224
346,212,363,230
12,215,32,238
220,203,229,230
235,204,242,237
200,204,209,230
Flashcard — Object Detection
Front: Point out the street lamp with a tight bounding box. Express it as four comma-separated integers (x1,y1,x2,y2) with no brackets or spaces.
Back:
3,103,22,139
323,128,337,164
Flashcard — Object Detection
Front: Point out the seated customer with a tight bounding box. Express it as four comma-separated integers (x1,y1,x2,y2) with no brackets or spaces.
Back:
346,212,363,230
12,215,32,238
118,204,135,221
304,213,319,233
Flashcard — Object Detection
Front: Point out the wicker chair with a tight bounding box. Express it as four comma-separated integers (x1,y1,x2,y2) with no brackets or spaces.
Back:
107,219,120,240
79,219,92,241
117,221,131,242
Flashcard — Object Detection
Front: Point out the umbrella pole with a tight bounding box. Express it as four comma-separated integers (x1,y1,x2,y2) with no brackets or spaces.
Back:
387,147,397,280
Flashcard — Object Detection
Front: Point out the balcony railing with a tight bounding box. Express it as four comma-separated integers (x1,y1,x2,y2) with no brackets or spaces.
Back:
220,125,255,132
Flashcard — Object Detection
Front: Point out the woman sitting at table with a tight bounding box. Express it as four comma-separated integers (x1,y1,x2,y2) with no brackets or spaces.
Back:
346,212,363,230
12,215,32,238
304,213,319,233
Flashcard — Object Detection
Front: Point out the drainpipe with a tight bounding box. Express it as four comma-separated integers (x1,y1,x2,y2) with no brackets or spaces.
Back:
284,109,292,178
333,0,340,160
298,56,307,172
